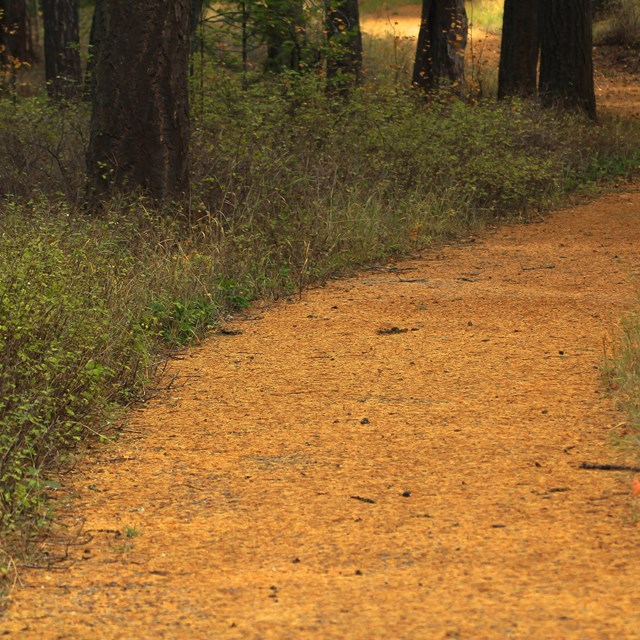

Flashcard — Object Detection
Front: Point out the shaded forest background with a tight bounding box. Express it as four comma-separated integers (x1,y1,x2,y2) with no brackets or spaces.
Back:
0,0,639,563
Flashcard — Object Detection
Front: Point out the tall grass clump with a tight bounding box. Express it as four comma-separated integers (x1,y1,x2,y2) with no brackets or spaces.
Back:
605,306,640,456
1,66,640,549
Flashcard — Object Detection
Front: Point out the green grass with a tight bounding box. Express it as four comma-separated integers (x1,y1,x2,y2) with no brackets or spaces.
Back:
466,0,503,33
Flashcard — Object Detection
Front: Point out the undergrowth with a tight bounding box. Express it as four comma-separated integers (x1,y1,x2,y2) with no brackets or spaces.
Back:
1,66,640,558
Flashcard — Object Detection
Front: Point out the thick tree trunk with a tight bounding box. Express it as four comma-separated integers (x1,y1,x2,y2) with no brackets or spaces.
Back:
84,0,106,98
86,0,191,200
539,0,596,118
0,0,34,67
265,0,305,72
325,0,362,92
412,0,467,94
498,0,539,99
42,0,81,100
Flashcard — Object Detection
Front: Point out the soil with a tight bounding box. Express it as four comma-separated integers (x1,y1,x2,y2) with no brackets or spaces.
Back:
3,14,640,640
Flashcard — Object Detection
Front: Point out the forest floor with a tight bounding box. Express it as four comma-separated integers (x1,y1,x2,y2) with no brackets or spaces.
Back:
3,14,640,640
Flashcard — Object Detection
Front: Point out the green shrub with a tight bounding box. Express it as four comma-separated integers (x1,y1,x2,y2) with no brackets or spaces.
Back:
0,207,138,529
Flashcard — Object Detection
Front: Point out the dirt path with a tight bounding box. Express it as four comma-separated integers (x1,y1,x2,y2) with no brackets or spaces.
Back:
2,189,640,638
4,15,640,637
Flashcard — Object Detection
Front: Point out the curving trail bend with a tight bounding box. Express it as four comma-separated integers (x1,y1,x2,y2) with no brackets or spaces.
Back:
2,189,640,638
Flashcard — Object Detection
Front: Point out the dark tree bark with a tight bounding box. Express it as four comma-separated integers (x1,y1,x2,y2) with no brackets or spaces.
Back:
0,0,34,67
265,0,305,72
86,0,191,199
84,0,106,98
325,0,362,92
42,0,82,100
412,0,467,94
190,0,203,53
592,0,607,14
539,0,596,118
498,0,539,99
190,0,203,35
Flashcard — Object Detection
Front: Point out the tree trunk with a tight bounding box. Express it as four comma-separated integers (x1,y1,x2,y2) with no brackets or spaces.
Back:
42,0,81,100
539,0,596,118
190,0,203,53
498,0,539,99
325,0,362,92
84,0,105,98
86,0,191,200
412,0,467,94
0,0,35,67
265,0,305,72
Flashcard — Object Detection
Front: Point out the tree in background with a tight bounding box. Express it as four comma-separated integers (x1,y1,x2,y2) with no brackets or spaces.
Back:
42,0,81,100
264,0,306,72
325,0,362,93
0,0,34,71
539,0,596,118
84,0,105,97
190,0,204,56
86,0,191,199
498,0,539,99
412,0,467,94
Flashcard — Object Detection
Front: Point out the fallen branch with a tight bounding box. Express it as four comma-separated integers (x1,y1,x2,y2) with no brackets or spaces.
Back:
579,462,640,473
350,495,376,504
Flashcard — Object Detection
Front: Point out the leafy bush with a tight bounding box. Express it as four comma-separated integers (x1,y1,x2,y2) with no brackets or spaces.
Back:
0,207,142,530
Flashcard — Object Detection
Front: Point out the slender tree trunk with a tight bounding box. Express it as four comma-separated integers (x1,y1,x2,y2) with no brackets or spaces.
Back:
325,0,362,92
412,0,467,94
86,0,191,200
42,0,81,100
498,0,539,99
539,0,596,118
190,0,203,53
0,0,35,66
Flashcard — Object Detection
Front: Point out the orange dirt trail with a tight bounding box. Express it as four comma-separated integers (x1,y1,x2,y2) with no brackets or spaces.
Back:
2,190,640,638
